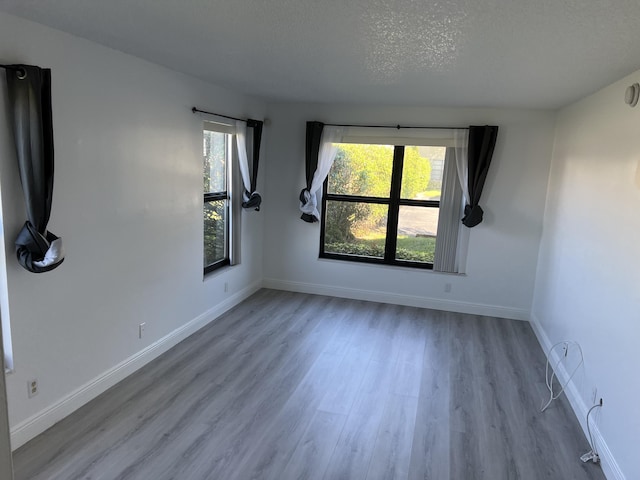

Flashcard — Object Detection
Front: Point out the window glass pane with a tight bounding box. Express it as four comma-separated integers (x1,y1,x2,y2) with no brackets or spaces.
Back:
324,200,388,259
400,146,446,200
204,200,227,266
396,205,438,263
203,131,227,193
327,144,394,197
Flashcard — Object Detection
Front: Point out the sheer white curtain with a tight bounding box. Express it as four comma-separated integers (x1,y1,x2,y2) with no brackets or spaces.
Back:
454,129,470,208
299,126,344,221
453,129,470,272
235,120,252,204
433,129,468,273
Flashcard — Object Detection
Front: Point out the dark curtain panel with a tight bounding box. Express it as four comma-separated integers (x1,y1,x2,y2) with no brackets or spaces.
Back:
242,119,263,211
462,125,499,228
5,64,64,272
299,121,324,222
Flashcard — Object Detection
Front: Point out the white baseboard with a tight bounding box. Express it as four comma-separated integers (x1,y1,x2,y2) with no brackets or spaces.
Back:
263,278,529,321
529,313,625,480
10,281,261,450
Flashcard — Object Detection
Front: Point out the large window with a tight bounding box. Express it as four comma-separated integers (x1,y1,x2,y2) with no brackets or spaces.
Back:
203,124,232,273
320,142,449,269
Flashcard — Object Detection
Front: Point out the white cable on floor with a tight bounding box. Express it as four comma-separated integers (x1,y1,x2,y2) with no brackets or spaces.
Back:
581,400,604,463
588,401,603,453
540,341,584,412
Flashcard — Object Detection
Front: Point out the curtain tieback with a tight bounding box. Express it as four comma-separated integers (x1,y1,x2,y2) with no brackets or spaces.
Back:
462,204,484,228
299,189,318,223
242,190,262,211
15,221,65,273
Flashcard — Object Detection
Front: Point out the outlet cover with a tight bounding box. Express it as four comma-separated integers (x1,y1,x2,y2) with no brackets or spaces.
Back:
27,379,38,398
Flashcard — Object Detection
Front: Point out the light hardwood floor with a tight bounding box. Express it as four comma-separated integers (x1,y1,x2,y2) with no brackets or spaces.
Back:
12,290,606,479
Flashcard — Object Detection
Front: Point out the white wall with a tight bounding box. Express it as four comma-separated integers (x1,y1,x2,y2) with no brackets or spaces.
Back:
0,328,13,479
532,71,640,480
0,12,265,447
263,103,556,319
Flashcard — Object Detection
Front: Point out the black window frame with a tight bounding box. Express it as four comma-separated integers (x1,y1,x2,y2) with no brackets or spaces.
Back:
320,144,442,270
203,127,232,275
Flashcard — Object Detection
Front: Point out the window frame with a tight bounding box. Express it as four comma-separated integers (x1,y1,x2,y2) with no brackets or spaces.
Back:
203,122,233,275
319,143,444,270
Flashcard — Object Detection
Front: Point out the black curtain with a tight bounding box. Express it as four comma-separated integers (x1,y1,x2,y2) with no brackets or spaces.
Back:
4,64,64,272
462,125,499,228
242,119,263,211
299,121,324,222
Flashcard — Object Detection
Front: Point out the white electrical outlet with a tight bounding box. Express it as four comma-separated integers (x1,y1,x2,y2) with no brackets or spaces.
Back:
27,378,38,398
139,322,146,339
592,387,598,405
444,283,452,293
224,282,228,292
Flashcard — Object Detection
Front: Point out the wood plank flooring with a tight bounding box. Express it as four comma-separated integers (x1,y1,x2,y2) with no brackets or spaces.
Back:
12,290,606,480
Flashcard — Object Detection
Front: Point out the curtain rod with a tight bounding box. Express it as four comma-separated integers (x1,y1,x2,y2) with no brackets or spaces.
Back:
324,123,469,130
192,106,250,123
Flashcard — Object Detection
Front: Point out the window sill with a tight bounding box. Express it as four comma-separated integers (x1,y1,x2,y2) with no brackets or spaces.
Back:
320,252,433,270
317,256,467,276
204,259,230,276
203,261,232,281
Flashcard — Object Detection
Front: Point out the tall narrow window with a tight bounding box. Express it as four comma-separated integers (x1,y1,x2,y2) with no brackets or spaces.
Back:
203,123,232,273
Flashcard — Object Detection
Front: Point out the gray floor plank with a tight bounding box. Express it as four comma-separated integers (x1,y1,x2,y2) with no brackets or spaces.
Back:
408,311,451,480
280,410,347,480
322,357,397,480
11,290,606,480
226,351,345,480
366,394,419,480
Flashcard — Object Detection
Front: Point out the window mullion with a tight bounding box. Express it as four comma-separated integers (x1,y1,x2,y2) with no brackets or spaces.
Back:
385,146,404,263
399,198,440,208
325,194,390,204
319,177,329,257
204,191,228,202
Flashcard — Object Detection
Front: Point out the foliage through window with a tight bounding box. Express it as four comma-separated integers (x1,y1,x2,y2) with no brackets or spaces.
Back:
321,143,446,268
203,125,231,273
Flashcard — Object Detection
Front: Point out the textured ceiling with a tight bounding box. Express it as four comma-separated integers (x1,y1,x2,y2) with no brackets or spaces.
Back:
1,0,640,109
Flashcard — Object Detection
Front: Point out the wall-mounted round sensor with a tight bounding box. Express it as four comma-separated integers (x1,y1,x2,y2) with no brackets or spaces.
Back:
625,83,639,107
